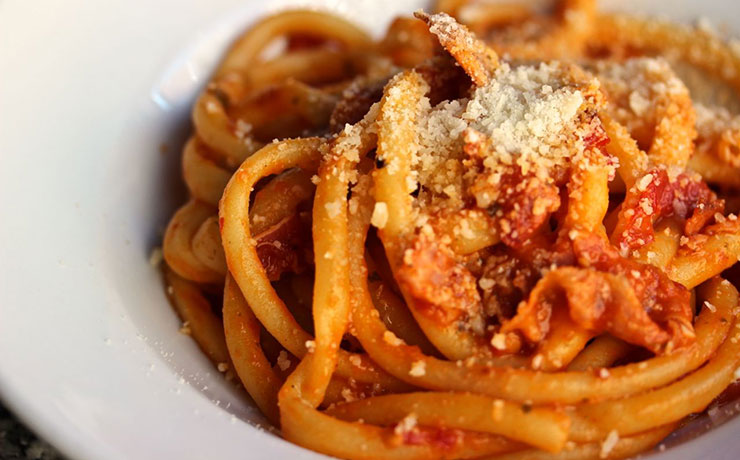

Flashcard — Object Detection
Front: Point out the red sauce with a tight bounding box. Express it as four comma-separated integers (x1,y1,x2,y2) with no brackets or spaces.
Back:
396,234,482,325
574,234,694,351
254,213,308,280
494,172,561,248
503,233,695,354
615,168,724,252
402,427,462,450
582,114,610,151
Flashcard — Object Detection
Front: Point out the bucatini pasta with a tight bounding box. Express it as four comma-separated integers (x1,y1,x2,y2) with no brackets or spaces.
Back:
160,1,740,458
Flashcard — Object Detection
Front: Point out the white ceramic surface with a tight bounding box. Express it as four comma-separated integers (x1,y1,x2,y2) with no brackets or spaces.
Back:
0,1,739,459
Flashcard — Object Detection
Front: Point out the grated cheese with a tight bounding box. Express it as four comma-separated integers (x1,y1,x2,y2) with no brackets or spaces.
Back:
462,62,586,178
235,119,253,139
639,198,654,215
414,60,601,205
479,277,495,291
341,388,357,403
531,354,544,370
324,200,343,219
492,399,505,421
179,321,191,336
593,58,690,146
628,90,650,116
348,197,359,215
697,16,717,35
383,331,404,346
394,413,418,436
371,202,389,229
276,351,291,371
149,247,163,267
409,360,427,377
206,100,219,114
600,430,620,458
636,173,654,191
490,333,507,350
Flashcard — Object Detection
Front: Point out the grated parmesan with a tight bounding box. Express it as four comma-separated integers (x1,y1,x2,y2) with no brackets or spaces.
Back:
593,58,690,149
462,63,586,181
636,173,654,191
600,430,620,458
341,388,357,403
206,100,220,114
371,202,389,229
479,277,495,291
383,331,404,347
492,399,505,421
149,247,164,267
639,198,654,215
409,360,427,377
413,60,602,207
696,16,717,35
324,200,343,219
490,333,507,350
276,350,291,371
235,119,253,139
628,90,650,116
349,355,363,367
531,354,544,370
179,321,191,335
394,413,418,436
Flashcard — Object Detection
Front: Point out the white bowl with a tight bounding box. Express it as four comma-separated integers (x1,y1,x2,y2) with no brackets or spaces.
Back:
0,0,739,459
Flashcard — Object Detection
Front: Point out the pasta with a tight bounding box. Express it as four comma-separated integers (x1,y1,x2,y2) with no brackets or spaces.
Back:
160,1,740,458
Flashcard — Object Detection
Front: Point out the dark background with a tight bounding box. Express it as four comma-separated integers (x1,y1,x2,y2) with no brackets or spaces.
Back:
0,403,60,460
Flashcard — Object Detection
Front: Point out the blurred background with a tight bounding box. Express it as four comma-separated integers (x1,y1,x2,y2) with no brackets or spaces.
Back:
0,404,59,460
